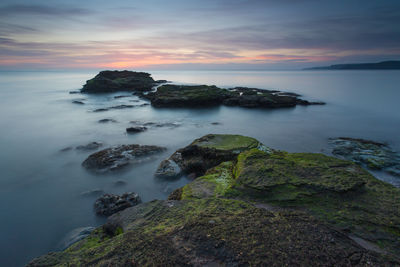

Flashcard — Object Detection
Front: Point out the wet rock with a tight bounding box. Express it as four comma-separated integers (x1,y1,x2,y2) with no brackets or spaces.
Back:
144,84,325,108
60,146,73,152
81,71,157,93
211,122,221,125
126,126,147,134
330,137,400,176
114,95,131,99
93,104,135,112
98,118,117,123
58,226,95,250
155,159,182,179
82,144,166,172
155,79,169,83
130,120,181,129
80,189,105,198
76,142,103,151
72,100,85,105
94,192,141,216
69,91,80,94
113,180,127,187
155,134,261,178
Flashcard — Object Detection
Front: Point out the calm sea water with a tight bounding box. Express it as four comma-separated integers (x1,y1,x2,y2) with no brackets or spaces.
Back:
0,70,399,266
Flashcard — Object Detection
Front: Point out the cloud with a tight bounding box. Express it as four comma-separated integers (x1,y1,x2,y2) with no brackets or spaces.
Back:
0,4,92,17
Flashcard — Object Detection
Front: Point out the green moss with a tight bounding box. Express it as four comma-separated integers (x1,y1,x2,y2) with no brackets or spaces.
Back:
192,134,260,151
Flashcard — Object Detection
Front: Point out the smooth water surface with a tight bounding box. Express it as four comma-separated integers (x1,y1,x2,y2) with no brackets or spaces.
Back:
0,70,399,266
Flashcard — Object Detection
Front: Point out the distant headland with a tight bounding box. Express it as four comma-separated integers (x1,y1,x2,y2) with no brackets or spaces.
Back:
304,60,400,70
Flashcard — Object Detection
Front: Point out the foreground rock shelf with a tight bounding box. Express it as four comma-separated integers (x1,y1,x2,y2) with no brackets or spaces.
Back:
29,134,400,266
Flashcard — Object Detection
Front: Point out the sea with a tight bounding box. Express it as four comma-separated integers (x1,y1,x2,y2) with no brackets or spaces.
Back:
0,70,399,266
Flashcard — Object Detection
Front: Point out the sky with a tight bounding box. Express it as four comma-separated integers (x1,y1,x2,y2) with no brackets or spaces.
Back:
0,0,399,70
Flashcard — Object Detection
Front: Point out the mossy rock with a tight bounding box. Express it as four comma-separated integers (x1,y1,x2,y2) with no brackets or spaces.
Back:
178,146,400,256
28,199,394,266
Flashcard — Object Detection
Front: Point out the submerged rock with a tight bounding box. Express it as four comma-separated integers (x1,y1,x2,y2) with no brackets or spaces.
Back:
330,137,400,176
76,142,103,151
126,126,147,134
93,104,134,112
80,189,105,198
28,134,400,266
82,144,166,172
72,100,85,105
143,84,325,108
81,70,157,93
94,192,141,216
98,118,117,123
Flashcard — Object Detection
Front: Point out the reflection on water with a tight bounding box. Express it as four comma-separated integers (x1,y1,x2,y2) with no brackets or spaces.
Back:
0,70,399,266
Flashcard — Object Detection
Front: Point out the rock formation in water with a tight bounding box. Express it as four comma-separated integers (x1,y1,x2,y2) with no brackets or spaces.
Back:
29,134,400,266
81,70,165,93
82,144,166,173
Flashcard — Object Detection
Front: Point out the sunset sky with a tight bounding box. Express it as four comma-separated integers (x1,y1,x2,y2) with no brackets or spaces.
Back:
0,0,399,70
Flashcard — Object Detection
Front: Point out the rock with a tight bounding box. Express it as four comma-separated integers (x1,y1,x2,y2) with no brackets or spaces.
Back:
93,104,134,112
82,144,166,172
80,189,105,198
114,95,131,99
130,120,181,129
69,91,80,94
113,180,127,187
329,137,400,176
57,226,95,250
94,192,141,216
76,142,103,151
28,135,400,266
144,84,325,108
211,122,221,125
30,198,398,266
72,100,85,105
98,118,117,123
155,134,261,178
155,159,181,179
81,71,157,93
155,79,169,83
126,126,147,134
60,146,72,152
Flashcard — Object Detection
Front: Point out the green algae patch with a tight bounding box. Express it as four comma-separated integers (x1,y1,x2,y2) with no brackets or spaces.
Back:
181,161,235,199
27,198,393,266
232,148,400,255
192,134,260,152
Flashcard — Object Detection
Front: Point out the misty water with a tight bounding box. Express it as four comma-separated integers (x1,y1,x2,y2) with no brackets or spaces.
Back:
0,70,399,266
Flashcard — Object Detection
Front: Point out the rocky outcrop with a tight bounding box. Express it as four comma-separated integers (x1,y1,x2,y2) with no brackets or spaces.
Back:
81,70,158,93
94,192,141,216
143,84,325,108
28,135,400,266
155,134,262,178
330,137,400,176
82,144,166,172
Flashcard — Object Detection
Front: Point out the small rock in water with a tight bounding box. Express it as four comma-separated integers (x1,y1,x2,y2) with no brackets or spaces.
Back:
98,118,117,123
69,91,80,94
114,95,130,99
113,180,127,187
60,146,73,152
76,142,103,151
58,226,95,250
126,126,147,134
72,100,85,105
82,144,166,172
80,189,105,197
155,159,182,179
94,192,141,216
93,108,109,112
211,122,222,125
